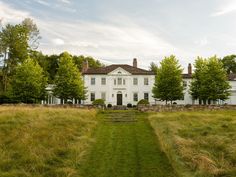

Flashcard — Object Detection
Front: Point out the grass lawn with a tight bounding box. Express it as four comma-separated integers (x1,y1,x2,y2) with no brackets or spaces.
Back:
0,106,97,177
148,110,236,177
79,110,176,177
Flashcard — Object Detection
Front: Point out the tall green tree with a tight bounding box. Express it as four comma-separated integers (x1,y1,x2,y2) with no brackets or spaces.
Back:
149,62,158,73
189,57,208,103
190,56,231,104
53,52,86,103
221,55,236,74
152,55,184,104
0,18,40,91
11,58,47,103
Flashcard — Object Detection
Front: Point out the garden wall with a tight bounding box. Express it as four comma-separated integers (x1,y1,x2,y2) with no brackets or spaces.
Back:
137,104,236,112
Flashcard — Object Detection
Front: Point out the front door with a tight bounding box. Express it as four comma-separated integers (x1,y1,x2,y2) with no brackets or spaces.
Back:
117,94,123,105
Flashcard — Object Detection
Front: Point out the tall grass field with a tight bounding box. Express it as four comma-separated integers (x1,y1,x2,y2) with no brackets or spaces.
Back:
148,110,236,177
0,106,97,177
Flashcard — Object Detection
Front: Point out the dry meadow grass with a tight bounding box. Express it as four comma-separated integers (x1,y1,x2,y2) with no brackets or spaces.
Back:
0,106,97,177
148,110,236,177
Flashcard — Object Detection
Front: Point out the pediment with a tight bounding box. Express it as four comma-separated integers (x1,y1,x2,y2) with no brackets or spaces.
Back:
108,67,131,76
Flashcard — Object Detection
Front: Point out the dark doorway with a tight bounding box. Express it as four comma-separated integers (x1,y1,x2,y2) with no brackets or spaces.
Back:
117,94,123,105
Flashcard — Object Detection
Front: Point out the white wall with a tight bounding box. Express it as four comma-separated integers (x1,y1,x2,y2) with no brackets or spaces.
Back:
83,67,155,106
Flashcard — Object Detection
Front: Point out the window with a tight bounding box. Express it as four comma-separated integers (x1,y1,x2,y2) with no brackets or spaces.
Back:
183,81,187,88
101,78,106,85
101,92,106,100
133,78,138,85
114,79,116,85
91,78,95,85
123,79,126,85
133,93,138,102
90,92,95,101
118,78,122,85
144,93,149,101
144,78,149,85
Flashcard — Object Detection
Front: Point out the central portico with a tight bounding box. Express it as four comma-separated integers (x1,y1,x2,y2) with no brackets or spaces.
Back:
82,59,156,106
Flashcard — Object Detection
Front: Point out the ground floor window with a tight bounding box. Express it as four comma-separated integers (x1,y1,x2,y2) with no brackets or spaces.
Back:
91,92,95,101
133,93,138,102
101,92,106,101
144,93,149,101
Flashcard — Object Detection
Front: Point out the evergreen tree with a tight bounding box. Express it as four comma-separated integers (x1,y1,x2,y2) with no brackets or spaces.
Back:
152,55,184,104
149,62,158,73
53,52,86,103
11,58,47,103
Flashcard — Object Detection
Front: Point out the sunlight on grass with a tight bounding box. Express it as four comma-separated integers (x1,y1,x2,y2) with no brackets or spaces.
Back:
148,111,236,177
0,106,97,177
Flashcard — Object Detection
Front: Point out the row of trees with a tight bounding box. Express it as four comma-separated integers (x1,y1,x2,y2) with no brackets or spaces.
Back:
0,18,102,103
152,55,232,104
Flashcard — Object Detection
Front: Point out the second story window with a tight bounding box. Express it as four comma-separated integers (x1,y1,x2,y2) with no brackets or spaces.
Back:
91,78,95,85
144,78,149,85
114,79,116,85
133,78,138,85
118,78,122,85
101,78,106,85
123,79,126,85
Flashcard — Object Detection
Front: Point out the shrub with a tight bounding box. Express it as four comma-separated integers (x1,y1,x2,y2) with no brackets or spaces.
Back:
137,99,149,105
107,104,112,108
127,103,132,108
92,99,105,106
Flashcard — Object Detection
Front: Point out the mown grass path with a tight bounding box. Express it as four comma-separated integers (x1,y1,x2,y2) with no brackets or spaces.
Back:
79,111,176,177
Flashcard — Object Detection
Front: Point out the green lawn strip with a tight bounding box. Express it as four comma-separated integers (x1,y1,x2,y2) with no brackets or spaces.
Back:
79,111,176,177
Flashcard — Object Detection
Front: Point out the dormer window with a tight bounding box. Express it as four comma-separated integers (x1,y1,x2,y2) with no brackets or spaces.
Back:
118,71,122,74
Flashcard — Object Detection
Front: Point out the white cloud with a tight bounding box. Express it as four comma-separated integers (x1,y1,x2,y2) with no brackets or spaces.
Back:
36,17,191,69
34,0,50,7
211,1,236,16
194,37,208,46
58,0,71,4
0,2,30,25
51,38,65,46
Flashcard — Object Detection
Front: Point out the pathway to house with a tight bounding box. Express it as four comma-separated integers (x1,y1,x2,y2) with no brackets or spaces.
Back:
79,110,176,177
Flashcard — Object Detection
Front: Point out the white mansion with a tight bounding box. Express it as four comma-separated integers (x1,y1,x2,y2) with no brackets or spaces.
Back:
44,59,236,105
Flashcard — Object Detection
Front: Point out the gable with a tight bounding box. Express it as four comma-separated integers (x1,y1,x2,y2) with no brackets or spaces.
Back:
108,67,132,76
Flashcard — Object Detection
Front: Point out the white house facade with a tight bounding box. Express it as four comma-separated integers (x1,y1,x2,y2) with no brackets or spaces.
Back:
43,59,236,105
82,59,156,106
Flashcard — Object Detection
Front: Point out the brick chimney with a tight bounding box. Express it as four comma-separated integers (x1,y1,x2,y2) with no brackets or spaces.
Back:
133,58,137,68
82,60,89,73
188,63,192,75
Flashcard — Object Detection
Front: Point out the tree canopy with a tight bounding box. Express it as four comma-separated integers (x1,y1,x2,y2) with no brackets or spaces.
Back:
11,58,47,103
53,52,86,103
152,55,184,104
190,56,231,104
221,55,236,74
149,62,158,73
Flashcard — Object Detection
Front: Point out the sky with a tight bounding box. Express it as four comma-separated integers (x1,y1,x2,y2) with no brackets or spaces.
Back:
1,0,236,70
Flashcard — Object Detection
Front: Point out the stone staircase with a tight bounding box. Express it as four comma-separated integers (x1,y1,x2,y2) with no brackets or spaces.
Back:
111,106,128,110
103,111,137,123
